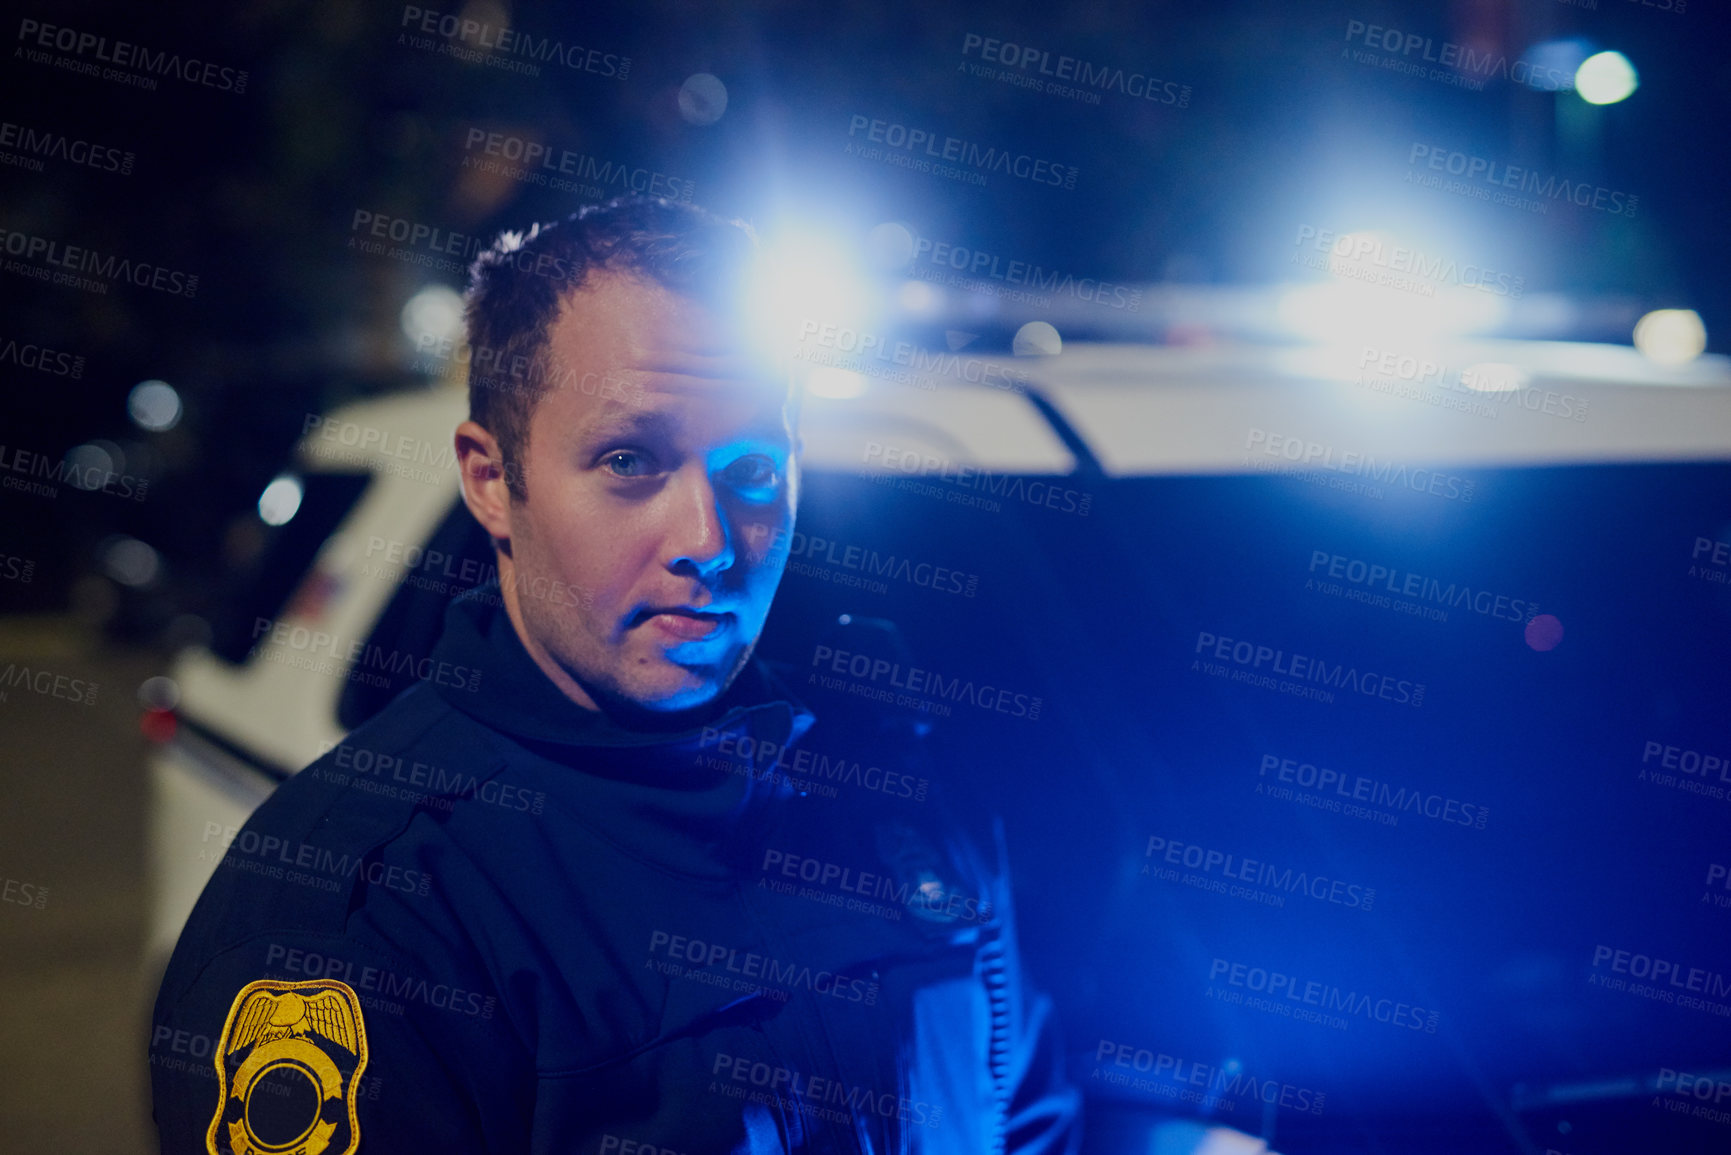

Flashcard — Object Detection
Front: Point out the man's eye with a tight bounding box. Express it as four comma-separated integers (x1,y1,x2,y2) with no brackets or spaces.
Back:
603,450,652,478
724,455,779,490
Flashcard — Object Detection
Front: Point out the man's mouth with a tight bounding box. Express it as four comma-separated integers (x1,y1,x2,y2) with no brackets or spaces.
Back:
634,607,733,643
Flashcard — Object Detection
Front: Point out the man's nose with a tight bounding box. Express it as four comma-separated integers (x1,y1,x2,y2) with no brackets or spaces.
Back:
666,472,735,579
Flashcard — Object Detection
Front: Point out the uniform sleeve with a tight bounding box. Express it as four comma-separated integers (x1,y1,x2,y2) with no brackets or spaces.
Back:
150,929,529,1154
987,820,1083,1155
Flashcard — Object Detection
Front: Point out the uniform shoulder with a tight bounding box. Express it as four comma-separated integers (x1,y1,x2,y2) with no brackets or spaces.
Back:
297,680,511,825
164,684,505,986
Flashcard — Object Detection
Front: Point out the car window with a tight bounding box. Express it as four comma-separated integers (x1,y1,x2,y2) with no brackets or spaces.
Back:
208,471,372,664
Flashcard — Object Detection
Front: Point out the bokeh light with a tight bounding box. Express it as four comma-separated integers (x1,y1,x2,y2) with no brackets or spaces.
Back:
99,535,162,588
678,73,728,125
257,474,304,526
1013,321,1062,356
127,380,183,432
1633,309,1707,366
1575,51,1638,105
399,284,467,349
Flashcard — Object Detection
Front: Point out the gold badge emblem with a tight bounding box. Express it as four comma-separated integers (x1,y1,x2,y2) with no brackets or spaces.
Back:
206,979,368,1155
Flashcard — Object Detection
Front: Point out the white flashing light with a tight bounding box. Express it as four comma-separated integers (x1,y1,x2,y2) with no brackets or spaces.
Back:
1576,52,1638,105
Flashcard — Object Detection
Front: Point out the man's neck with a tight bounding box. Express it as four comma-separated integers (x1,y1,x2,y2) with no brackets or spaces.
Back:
495,552,605,714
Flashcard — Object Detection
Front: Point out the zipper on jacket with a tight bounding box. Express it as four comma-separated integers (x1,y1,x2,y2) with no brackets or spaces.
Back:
980,925,1011,1155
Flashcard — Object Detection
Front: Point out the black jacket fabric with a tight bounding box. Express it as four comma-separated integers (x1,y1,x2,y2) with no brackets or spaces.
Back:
150,586,1080,1154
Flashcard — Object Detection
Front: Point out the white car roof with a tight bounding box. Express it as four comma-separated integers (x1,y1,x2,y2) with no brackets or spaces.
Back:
290,340,1731,484
1024,340,1731,475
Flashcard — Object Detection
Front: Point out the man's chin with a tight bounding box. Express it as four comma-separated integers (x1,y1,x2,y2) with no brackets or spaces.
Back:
592,642,751,724
639,683,723,714
617,662,728,715
591,678,727,733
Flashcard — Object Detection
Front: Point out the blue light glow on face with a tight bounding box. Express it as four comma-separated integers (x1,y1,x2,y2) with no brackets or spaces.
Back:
710,437,791,507
501,273,805,717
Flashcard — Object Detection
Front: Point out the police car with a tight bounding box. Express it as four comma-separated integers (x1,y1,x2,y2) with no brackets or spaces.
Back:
143,328,1731,1151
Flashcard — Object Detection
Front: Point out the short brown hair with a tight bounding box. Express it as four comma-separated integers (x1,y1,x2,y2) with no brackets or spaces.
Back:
463,195,758,499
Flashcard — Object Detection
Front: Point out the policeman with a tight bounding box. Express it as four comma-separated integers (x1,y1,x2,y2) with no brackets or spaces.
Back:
150,196,1079,1154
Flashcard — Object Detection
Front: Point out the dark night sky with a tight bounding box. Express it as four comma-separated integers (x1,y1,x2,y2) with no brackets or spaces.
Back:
5,1,1725,612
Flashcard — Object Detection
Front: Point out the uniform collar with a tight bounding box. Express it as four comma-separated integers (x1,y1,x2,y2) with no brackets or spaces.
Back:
427,584,817,876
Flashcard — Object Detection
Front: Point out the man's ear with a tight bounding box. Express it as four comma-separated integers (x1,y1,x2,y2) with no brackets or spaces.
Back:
455,420,514,543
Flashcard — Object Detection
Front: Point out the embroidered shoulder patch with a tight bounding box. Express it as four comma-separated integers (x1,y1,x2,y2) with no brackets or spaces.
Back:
206,978,369,1155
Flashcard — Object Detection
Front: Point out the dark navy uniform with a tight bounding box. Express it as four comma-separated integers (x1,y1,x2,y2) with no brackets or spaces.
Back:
150,586,1079,1154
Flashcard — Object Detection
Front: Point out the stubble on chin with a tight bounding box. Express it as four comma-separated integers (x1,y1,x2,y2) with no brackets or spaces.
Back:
635,631,760,715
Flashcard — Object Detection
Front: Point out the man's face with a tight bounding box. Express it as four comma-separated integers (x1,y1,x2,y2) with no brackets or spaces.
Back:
500,271,798,716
